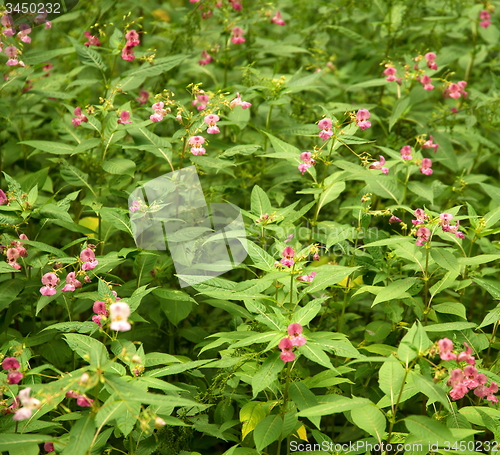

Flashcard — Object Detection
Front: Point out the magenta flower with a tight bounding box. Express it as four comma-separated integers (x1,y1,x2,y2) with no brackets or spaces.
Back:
136,90,150,105
383,66,397,82
425,52,437,70
110,302,131,331
231,26,245,44
121,44,136,61
230,92,251,110
61,271,82,293
400,145,412,160
76,395,93,407
72,107,88,128
44,442,55,453
287,323,307,347
313,253,319,261
0,189,8,205
415,226,431,246
117,111,132,125
369,155,389,175
480,10,491,28
199,50,213,66
93,300,109,316
125,30,140,47
80,248,98,271
412,208,428,226
389,215,401,224
421,135,438,153
438,338,456,361
2,357,23,385
92,314,102,328
281,246,295,268
298,152,316,175
318,118,333,141
230,0,242,11
279,337,295,363
297,271,317,283
189,136,207,155
356,109,371,131
130,200,141,213
84,31,101,47
420,158,433,176
457,342,475,365
40,272,59,296
204,114,220,134
271,11,285,26
420,74,434,91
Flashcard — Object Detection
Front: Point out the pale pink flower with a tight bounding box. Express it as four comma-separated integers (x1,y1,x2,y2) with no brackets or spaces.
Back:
81,248,98,271
383,66,397,82
271,11,285,26
17,24,32,43
487,382,498,403
72,107,88,128
425,52,437,70
189,136,207,155
84,31,101,47
318,118,333,141
136,90,149,105
298,151,316,175
420,158,433,176
416,226,431,246
450,383,468,400
193,91,210,111
230,92,251,109
421,135,438,153
412,208,428,226
110,302,131,331
204,114,220,134
40,272,59,296
279,337,295,363
369,155,389,175
400,145,412,160
281,246,295,268
150,113,163,123
45,21,52,29
438,338,456,361
130,200,141,213
463,365,481,389
6,248,21,270
296,271,317,284
420,74,434,91
447,368,464,387
117,111,132,124
356,109,371,130
199,50,213,66
13,388,41,421
457,342,475,365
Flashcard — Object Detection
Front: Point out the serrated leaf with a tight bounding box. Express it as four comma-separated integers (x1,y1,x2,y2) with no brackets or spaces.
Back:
389,97,410,131
240,402,266,440
252,352,285,397
20,140,75,155
253,415,283,452
102,158,136,177
351,405,386,444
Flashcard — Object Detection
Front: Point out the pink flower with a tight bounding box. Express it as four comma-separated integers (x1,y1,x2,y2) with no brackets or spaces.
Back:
425,52,437,70
40,272,59,296
412,208,428,226
230,92,251,109
287,323,307,346
125,30,140,47
72,107,88,128
279,337,295,363
80,248,98,271
204,114,220,134
480,10,491,28
439,213,453,230
420,74,434,91
84,31,101,47
45,21,52,29
438,338,456,361
447,368,465,387
6,248,21,270
231,26,245,44
17,24,32,43
121,44,136,61
44,442,55,453
118,111,132,125
369,155,389,175
487,382,498,403
130,200,141,213
415,226,431,246
356,109,371,130
93,300,109,316
2,357,20,370
150,113,163,123
230,0,242,11
389,216,401,224
450,383,468,400
13,388,41,421
136,90,150,105
0,189,8,205
463,365,482,389
284,234,294,244
298,152,316,175
318,118,333,141
271,11,285,26
400,145,412,160
199,49,213,66
383,66,397,82
420,158,433,176
457,342,475,365
281,246,295,268
421,135,438,153
297,271,317,283
76,395,93,407
189,136,207,155
2,357,23,385
110,302,131,331
92,314,102,328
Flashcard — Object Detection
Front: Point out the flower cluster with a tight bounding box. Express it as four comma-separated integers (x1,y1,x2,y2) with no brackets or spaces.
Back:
91,291,131,331
356,109,371,130
72,107,88,127
369,155,388,174
122,30,140,61
411,208,465,246
150,101,171,123
420,74,434,91
129,200,141,213
298,152,316,175
424,52,437,71
444,81,467,99
231,26,245,44
255,213,276,224
204,114,220,134
189,136,206,155
480,10,492,28
438,339,498,402
84,30,101,47
4,233,29,270
438,212,465,239
271,11,285,26
318,118,333,141
230,92,251,109
2,357,23,385
279,323,306,363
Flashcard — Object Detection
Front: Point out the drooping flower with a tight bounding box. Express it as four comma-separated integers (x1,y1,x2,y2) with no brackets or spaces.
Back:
72,107,88,128
0,189,8,205
421,135,438,153
40,272,59,296
369,155,389,175
389,215,401,224
117,111,132,124
279,337,295,363
457,342,475,365
13,388,41,421
17,24,32,44
287,322,307,347
121,44,136,61
356,109,371,130
438,338,456,361
298,152,316,175
420,158,433,175
125,30,140,47
383,66,397,82
479,10,491,28
6,248,21,270
84,31,101,47
450,383,468,400
199,50,213,66
5,46,19,66
271,11,285,26
318,118,333,141
230,92,251,109
420,74,434,91
415,226,431,246
296,271,317,283
44,442,55,453
193,91,210,111
136,90,150,105
412,208,428,226
281,246,295,268
66,390,93,407
231,26,245,44
2,357,23,385
110,302,131,331
80,248,98,271
425,52,437,71
150,101,169,123
62,271,82,293
400,145,413,160
204,114,220,134
189,136,206,155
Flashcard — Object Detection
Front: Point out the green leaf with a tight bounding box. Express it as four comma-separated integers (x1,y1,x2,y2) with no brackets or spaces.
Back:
378,357,405,407
407,181,434,204
474,277,500,300
100,207,134,238
160,299,193,326
70,37,107,71
246,241,276,272
8,443,39,455
219,145,261,158
252,352,285,397
365,176,402,204
431,249,460,273
40,204,74,224
298,343,335,369
60,164,97,197
61,414,96,455
298,396,369,417
63,334,109,368
253,415,283,452
0,434,52,451
24,47,75,65
347,79,388,91
372,278,418,306
410,372,452,412
316,181,346,214
424,322,476,332
405,415,455,445
251,185,272,216
389,97,410,131
288,382,321,429
19,141,75,155
300,266,358,295
240,402,266,440
431,132,458,172
122,54,187,78
351,404,386,443
102,158,136,177
0,263,21,274
292,299,322,326
458,254,500,266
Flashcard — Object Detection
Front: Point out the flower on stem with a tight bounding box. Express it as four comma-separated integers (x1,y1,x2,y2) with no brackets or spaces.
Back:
2,357,23,385
117,111,132,124
189,136,206,155
231,26,245,44
444,81,467,99
17,24,32,44
438,338,456,361
412,208,428,225
136,90,149,105
421,135,438,153
230,92,251,109
150,101,170,123
296,271,317,283
13,388,41,421
66,390,93,407
479,10,491,28
279,337,295,363
271,11,285,26
369,155,389,175
40,272,59,296
44,442,55,453
420,158,433,176
125,30,140,47
84,31,101,47
0,189,8,205
5,46,19,66
281,246,295,268
1,14,15,36
62,271,82,293
7,248,21,270
383,66,397,82
199,49,213,66
287,323,307,346
356,109,371,130
420,74,434,91
80,248,98,271
129,200,141,213
318,118,333,141
425,52,437,70
204,114,220,134
415,226,431,246
110,302,131,331
298,152,316,175
193,91,210,111
72,107,88,127
457,342,475,365
400,145,412,160
389,215,401,224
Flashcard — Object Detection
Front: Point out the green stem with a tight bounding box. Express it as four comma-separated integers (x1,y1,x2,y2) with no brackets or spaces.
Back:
424,245,430,325
277,362,292,455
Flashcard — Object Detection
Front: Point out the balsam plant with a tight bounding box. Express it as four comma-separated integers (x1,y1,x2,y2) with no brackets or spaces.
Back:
1,0,500,454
